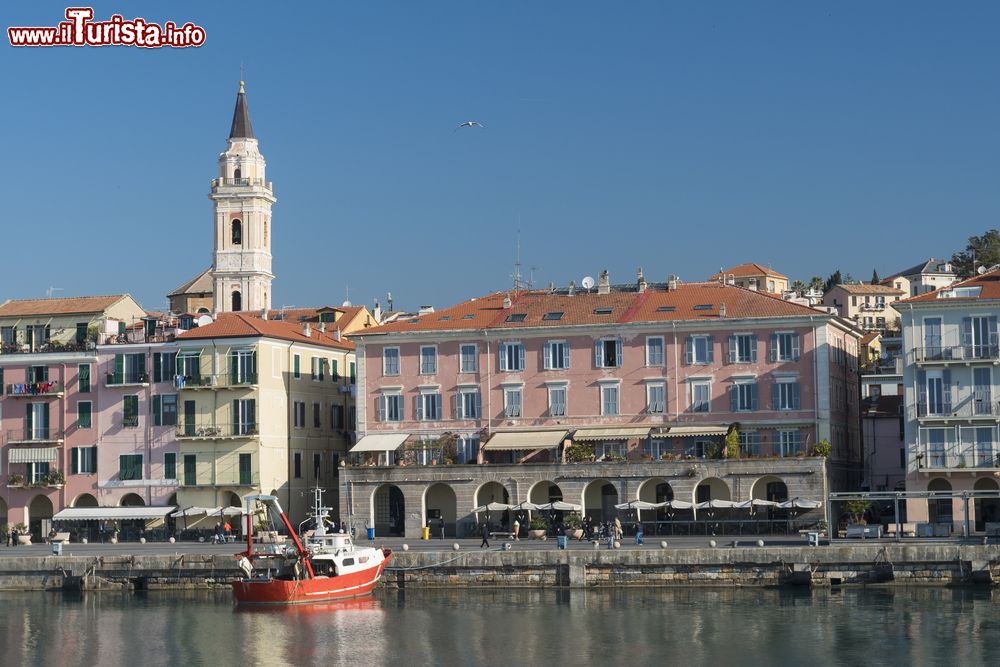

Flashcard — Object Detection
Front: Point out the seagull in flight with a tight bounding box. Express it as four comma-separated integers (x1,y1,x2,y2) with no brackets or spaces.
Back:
454,120,485,132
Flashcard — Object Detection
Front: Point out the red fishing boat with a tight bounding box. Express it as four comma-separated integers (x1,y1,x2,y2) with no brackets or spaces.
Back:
232,491,391,605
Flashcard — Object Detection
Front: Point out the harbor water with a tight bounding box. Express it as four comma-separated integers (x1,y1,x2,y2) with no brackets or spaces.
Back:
1,587,997,666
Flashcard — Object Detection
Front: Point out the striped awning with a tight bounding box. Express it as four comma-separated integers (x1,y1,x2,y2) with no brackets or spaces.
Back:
572,427,652,441
350,433,410,453
53,506,176,521
8,447,58,463
483,431,568,450
663,426,728,437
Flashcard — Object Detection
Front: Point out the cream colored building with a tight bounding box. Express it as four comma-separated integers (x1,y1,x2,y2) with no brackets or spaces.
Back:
0,294,146,353
173,313,355,523
822,284,905,333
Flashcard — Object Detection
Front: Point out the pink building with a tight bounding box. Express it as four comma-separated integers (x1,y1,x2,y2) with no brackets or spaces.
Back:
344,274,862,537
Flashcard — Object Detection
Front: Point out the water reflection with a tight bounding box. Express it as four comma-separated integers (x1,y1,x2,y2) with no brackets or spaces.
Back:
2,587,999,666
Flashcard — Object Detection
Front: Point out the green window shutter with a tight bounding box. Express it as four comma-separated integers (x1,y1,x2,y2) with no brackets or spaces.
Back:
114,354,124,383
252,351,258,382
78,364,91,392
78,402,92,429
26,407,33,437
153,353,162,383
232,399,240,434
229,351,238,385
71,448,79,475
332,360,339,381
42,403,50,432
350,362,356,384
152,396,162,426
164,453,176,480
293,354,300,378
41,366,49,382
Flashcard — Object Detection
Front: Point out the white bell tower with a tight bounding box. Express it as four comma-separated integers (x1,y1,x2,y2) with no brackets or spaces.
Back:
209,79,276,314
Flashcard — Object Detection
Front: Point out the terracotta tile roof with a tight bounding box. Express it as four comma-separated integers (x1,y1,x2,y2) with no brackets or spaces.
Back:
177,313,354,350
859,331,880,346
359,282,826,336
709,263,788,280
831,284,905,295
0,294,132,317
900,268,1000,303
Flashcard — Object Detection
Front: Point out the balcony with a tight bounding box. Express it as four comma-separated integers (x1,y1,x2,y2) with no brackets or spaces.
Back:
912,345,1000,364
181,471,260,488
915,395,1000,420
176,421,259,440
211,177,272,191
0,340,96,356
105,371,150,388
6,428,64,444
4,381,63,398
917,446,999,471
175,372,258,390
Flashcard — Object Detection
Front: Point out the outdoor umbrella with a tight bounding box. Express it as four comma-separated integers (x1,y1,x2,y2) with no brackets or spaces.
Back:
694,499,737,510
613,500,666,510
733,499,779,510
511,501,543,511
536,501,582,512
472,502,515,513
777,498,822,509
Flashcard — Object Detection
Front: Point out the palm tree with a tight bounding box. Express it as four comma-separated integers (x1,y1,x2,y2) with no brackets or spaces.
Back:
790,280,807,296
809,276,824,293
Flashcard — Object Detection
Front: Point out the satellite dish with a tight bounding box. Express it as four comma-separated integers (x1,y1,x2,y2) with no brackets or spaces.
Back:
978,265,987,275
342,299,353,307
581,276,595,290
196,315,214,327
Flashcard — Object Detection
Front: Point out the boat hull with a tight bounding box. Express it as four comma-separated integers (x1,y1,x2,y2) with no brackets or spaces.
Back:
233,554,391,605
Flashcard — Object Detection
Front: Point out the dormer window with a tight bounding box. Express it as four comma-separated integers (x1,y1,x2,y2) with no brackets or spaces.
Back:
232,219,242,245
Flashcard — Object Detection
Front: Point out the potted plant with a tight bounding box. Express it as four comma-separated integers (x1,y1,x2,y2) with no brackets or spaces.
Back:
528,515,547,540
563,514,584,540
44,469,65,488
810,439,831,458
6,473,24,487
14,523,31,545
564,442,595,463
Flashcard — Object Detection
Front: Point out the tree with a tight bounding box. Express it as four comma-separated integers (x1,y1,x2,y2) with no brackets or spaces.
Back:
952,229,1000,278
823,270,843,293
724,424,740,459
790,279,807,296
870,268,880,285
809,276,824,293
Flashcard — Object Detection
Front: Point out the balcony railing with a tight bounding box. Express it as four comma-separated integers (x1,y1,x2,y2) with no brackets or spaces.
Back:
912,345,1000,363
4,381,62,397
176,421,259,439
915,396,1000,419
918,445,999,470
0,340,96,355
212,177,272,190
181,471,259,487
106,371,150,387
6,428,64,444
175,372,258,390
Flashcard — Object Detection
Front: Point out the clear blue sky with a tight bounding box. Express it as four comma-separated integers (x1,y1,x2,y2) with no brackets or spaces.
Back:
3,2,998,312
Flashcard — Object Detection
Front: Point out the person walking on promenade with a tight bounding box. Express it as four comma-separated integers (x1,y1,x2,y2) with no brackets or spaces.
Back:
223,521,232,542
634,521,644,546
215,523,226,545
9,526,17,548
480,522,490,549
614,516,623,541
512,518,520,541
583,516,592,540
606,522,615,549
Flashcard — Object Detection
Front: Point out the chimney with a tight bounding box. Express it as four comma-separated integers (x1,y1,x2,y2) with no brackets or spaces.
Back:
319,322,326,333
667,274,678,291
387,291,394,312
568,280,576,297
303,322,311,338
260,309,268,321
502,294,512,309
373,298,382,323
719,303,726,318
597,269,611,295
548,281,555,292
637,267,647,293
334,328,342,342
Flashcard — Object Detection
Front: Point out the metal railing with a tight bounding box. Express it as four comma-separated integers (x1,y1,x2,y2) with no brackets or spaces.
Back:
106,371,150,386
5,381,62,397
174,372,258,390
6,428,64,443
912,345,1000,363
918,445,998,470
176,421,260,439
0,340,96,355
914,397,1000,418
181,470,259,487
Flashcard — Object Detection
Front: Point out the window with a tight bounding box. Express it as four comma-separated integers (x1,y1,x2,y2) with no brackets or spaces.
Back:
595,338,622,368
152,353,176,384
685,335,714,364
457,435,480,464
773,380,800,411
656,306,676,313
458,389,482,419
728,334,757,363
418,392,443,420
230,350,257,385
77,401,93,429
420,346,438,374
293,354,301,378
548,386,567,417
112,353,146,384
123,395,139,428
646,337,665,366
183,454,197,485
294,452,302,479
240,453,253,485
27,402,50,440
730,381,758,412
28,462,50,484
348,407,356,429
693,304,713,311
770,332,801,362
231,290,242,312
963,316,999,359
601,385,620,416
233,399,256,434
332,359,340,381
544,341,570,370
739,431,761,457
647,383,666,414
311,357,323,381
313,453,321,479
691,381,711,413
119,454,143,481
331,404,345,430
504,387,522,418
594,308,613,315
543,312,564,321
293,401,306,428
78,364,91,392
313,402,322,428
71,446,97,474
596,441,626,460
499,342,525,372
379,394,404,422
506,313,527,323
383,347,400,376
777,430,803,457
350,362,356,384
164,453,177,480
232,219,242,244
27,365,48,383
460,344,478,373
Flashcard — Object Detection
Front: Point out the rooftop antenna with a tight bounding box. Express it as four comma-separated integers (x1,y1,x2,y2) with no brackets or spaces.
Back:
46,287,63,298
342,286,352,308
511,227,526,290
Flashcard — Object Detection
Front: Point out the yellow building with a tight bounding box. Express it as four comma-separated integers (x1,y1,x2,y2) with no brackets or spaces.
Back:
709,263,789,294
0,294,145,352
173,313,356,523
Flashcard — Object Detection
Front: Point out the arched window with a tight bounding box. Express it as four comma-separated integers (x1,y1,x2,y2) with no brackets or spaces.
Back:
231,219,242,245
234,167,242,180
232,291,242,312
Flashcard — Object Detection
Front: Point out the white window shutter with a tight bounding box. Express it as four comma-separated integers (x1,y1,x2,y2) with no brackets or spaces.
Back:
595,340,602,367
378,396,386,422
543,343,552,370
792,334,800,360
517,344,525,370
728,336,737,363
499,344,508,371
562,343,571,369
615,339,623,367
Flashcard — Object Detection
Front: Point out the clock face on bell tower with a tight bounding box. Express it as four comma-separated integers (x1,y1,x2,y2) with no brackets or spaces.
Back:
209,80,276,314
